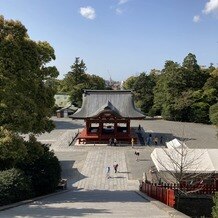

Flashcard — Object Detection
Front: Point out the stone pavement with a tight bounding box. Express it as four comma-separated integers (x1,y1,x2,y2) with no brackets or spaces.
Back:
0,189,186,218
0,118,194,217
73,147,139,191
132,119,218,149
0,145,188,217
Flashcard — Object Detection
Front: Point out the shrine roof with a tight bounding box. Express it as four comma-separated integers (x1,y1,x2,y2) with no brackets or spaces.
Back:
70,90,145,119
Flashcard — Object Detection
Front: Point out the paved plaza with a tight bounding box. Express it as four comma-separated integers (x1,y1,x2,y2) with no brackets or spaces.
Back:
0,145,186,218
1,117,215,217
131,119,218,149
0,190,182,218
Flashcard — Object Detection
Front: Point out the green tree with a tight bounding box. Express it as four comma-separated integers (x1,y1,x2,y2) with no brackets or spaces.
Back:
68,57,87,85
212,192,218,218
123,76,137,90
153,60,180,119
0,127,27,170
133,72,156,114
0,168,33,206
204,68,218,92
0,16,59,134
153,54,213,123
87,74,106,90
18,135,61,196
182,53,209,89
62,57,106,107
210,103,218,126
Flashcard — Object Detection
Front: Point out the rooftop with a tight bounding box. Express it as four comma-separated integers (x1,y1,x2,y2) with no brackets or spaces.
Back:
70,90,145,119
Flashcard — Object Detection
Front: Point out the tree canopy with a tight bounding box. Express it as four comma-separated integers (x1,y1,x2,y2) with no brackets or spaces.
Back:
0,17,61,205
123,53,217,124
0,16,59,134
60,57,106,107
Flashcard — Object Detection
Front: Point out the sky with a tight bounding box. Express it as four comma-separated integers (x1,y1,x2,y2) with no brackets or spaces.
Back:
0,0,218,81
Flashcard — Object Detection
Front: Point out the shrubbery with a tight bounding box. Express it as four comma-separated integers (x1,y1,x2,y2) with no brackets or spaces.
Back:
212,192,218,218
0,128,27,171
18,136,61,196
0,168,33,206
18,136,61,195
0,134,61,205
210,103,218,127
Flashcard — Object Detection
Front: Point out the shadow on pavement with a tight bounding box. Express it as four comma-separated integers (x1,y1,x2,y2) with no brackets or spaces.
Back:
54,120,83,130
0,190,151,217
117,171,130,174
59,160,87,188
137,128,196,146
36,190,149,203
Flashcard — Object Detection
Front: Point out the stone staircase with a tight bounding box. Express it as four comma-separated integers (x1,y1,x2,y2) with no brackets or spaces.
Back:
73,148,139,191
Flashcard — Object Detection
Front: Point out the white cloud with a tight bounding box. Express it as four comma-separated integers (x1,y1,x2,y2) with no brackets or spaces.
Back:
193,15,200,23
113,0,129,15
203,0,218,14
116,8,123,15
118,0,129,5
79,6,96,20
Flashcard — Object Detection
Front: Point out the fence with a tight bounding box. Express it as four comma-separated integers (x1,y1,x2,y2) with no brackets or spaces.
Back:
140,181,218,208
141,182,175,207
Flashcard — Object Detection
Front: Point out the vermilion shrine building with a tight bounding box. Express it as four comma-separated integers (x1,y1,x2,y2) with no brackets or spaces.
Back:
70,90,145,144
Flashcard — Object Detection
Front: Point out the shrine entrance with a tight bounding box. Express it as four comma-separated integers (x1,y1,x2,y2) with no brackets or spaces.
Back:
70,90,145,145
78,112,133,144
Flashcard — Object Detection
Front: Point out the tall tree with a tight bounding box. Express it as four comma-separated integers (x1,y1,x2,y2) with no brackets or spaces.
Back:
182,53,208,90
66,57,87,86
0,16,59,134
61,57,106,107
133,72,156,114
152,55,214,123
153,61,181,119
123,76,137,90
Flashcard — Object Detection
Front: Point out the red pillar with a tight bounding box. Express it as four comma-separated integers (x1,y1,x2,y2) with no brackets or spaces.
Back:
114,122,117,137
86,120,90,134
127,121,130,134
99,122,103,140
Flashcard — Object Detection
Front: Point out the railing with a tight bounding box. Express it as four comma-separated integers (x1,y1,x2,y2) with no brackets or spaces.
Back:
141,182,175,207
140,181,218,208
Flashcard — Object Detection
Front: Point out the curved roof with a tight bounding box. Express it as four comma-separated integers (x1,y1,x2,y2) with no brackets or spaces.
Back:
70,90,145,119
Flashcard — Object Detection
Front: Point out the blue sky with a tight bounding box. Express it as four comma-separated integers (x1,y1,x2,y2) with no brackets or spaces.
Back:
1,0,218,81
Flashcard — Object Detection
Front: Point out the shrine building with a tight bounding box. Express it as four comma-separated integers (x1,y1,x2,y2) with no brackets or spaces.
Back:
70,90,145,144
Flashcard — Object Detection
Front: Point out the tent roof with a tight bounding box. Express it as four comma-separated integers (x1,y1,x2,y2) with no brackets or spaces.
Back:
70,90,145,119
207,149,218,172
151,148,218,173
166,138,188,149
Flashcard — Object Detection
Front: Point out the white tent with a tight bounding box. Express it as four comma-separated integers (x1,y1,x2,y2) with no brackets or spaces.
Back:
151,148,218,173
207,149,218,173
166,138,188,149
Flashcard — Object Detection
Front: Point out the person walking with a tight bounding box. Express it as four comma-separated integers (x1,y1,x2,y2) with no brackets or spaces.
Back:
113,161,118,173
115,163,119,173
160,136,163,145
146,133,152,145
131,138,134,148
154,136,158,145
106,166,110,179
109,138,112,146
146,134,152,145
114,138,117,146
